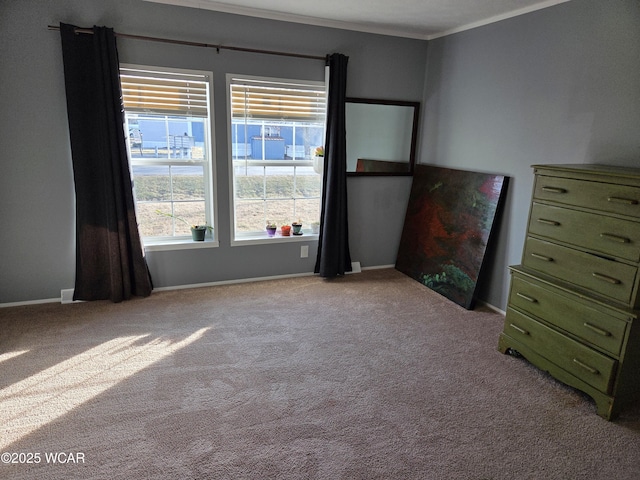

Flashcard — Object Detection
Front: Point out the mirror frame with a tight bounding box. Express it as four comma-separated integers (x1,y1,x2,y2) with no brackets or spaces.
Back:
345,97,420,176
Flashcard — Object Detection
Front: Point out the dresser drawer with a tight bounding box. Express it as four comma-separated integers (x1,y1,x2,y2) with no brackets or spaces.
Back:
528,202,640,262
509,273,627,356
523,237,638,305
534,175,640,219
504,308,617,393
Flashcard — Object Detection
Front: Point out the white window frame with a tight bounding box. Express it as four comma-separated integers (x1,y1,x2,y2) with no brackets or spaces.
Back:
227,74,327,246
120,64,218,251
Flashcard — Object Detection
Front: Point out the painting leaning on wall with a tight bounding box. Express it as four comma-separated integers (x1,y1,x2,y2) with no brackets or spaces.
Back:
395,165,508,309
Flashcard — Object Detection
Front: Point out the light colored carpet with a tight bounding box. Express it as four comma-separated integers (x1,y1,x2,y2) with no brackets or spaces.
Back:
1,268,639,479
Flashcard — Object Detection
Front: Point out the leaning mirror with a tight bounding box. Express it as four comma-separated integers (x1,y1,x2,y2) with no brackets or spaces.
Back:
345,98,420,176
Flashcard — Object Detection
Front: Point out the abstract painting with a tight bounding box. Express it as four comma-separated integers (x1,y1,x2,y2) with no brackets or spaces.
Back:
395,165,508,309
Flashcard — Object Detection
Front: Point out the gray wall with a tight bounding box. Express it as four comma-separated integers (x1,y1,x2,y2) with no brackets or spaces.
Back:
421,0,640,310
2,0,639,309
0,0,426,303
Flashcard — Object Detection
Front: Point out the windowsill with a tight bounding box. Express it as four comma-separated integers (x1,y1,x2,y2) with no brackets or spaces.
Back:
143,238,219,252
231,233,319,246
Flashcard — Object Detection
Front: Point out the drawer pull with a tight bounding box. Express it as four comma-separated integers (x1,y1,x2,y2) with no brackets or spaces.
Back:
509,323,529,335
542,186,567,194
583,322,612,337
530,252,554,262
600,233,630,243
537,218,560,226
516,292,538,303
572,358,599,375
591,272,621,285
608,196,638,205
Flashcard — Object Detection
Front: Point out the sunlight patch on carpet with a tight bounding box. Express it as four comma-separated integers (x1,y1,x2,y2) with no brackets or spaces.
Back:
0,350,30,364
0,328,209,450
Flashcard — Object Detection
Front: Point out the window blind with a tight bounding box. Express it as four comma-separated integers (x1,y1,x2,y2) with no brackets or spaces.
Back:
120,67,209,117
230,77,326,121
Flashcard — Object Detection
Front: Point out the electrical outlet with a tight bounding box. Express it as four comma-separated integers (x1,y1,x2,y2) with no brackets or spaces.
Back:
300,245,309,258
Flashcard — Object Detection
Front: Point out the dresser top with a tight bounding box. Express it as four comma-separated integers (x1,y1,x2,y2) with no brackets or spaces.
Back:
533,163,640,183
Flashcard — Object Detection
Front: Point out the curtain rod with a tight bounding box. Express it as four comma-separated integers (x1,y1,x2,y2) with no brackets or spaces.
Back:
48,25,327,61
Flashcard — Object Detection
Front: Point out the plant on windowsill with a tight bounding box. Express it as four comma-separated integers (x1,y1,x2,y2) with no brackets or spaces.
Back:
280,224,292,237
266,221,277,237
313,146,324,175
311,221,320,234
156,210,212,241
292,219,303,236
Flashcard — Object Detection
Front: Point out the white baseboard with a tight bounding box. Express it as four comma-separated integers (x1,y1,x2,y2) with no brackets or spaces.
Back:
0,263,404,308
362,264,395,271
0,297,61,308
152,271,316,292
156,264,367,292
478,301,505,315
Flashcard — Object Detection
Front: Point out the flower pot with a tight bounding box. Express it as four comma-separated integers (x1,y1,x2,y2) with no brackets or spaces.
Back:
292,223,303,235
313,155,324,175
191,225,207,241
281,225,291,236
266,226,277,237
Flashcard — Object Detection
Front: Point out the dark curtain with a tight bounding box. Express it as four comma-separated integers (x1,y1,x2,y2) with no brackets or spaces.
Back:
60,23,152,302
314,53,352,277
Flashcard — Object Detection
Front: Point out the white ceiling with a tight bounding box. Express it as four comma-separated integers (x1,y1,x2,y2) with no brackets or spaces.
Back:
144,0,571,40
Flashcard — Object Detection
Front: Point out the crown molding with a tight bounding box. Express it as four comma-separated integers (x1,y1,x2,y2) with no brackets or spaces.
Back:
143,0,429,39
426,0,571,40
143,0,571,41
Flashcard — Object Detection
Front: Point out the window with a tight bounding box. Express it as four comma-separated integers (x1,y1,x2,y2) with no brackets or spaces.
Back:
228,75,326,242
120,65,216,244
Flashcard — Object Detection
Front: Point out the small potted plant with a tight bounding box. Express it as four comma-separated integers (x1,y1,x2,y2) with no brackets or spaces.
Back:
266,221,277,237
280,224,292,236
189,224,210,241
313,146,324,175
156,210,211,241
311,221,320,234
292,219,303,235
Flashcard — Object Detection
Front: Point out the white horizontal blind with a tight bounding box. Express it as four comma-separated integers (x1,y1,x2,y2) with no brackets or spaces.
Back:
230,77,326,121
120,67,209,117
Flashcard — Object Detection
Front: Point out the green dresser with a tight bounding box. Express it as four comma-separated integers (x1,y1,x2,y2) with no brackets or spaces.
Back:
498,164,640,420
